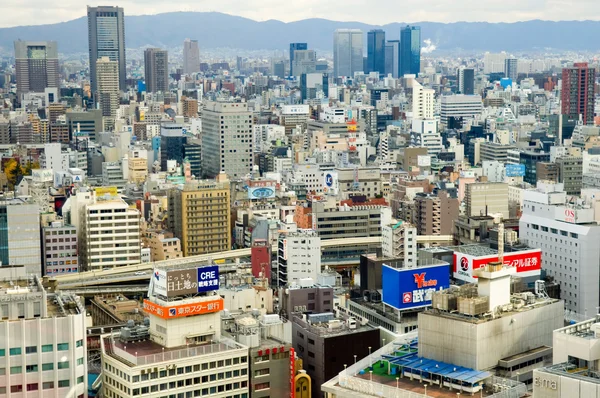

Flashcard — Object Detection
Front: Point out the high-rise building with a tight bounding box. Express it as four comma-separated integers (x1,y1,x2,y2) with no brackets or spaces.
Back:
0,268,88,398
411,80,435,119
276,230,321,287
333,29,363,78
0,198,41,274
87,5,126,92
289,42,307,76
42,220,78,275
561,62,595,125
504,58,518,81
457,67,475,95
400,25,421,76
483,52,507,74
557,155,583,195
440,94,483,127
144,48,169,93
381,220,417,266
183,38,200,74
411,191,459,236
385,40,400,78
367,29,385,75
520,181,600,314
291,49,316,76
167,179,231,256
14,40,59,99
95,57,120,131
465,182,509,218
201,101,253,179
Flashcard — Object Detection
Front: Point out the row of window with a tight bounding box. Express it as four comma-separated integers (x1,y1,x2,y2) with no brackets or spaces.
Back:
0,379,80,393
3,359,81,374
0,341,79,356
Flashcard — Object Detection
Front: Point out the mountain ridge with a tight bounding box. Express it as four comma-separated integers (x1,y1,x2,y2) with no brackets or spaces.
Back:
1,12,599,54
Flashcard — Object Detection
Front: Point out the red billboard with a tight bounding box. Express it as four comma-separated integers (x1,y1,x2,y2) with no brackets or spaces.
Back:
453,249,541,283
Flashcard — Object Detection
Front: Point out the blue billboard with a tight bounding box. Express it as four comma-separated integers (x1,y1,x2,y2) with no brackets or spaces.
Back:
197,265,220,292
382,264,450,310
248,186,275,199
505,164,525,177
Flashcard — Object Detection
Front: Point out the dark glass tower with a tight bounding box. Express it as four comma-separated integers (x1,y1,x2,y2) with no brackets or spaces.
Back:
367,29,386,75
400,25,421,76
87,6,126,92
289,43,307,77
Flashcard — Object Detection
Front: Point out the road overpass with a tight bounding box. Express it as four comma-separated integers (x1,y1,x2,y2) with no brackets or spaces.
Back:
50,235,452,289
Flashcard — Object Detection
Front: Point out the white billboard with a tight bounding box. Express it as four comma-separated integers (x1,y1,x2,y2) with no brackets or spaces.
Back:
152,269,168,297
417,155,431,167
32,169,54,183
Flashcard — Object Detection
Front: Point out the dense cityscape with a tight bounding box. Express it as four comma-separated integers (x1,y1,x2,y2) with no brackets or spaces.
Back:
0,4,599,398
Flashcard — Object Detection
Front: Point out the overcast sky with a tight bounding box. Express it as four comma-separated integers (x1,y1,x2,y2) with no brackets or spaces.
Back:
0,0,596,28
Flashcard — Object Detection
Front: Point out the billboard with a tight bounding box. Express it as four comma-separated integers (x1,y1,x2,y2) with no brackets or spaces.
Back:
153,265,220,298
249,186,276,200
505,164,525,177
382,264,450,310
417,155,431,167
323,171,338,194
32,169,54,183
453,249,541,283
143,297,224,319
95,186,118,197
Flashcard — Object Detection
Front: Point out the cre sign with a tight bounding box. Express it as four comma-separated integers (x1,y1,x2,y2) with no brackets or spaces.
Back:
382,264,450,310
153,265,220,297
453,249,541,283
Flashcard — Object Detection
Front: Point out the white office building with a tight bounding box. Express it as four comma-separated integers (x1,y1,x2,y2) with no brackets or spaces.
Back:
0,267,87,398
381,220,417,267
277,230,321,286
519,181,600,314
410,119,442,154
440,94,483,127
411,80,434,119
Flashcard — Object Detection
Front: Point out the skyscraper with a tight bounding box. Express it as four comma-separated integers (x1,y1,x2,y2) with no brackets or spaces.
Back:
96,57,119,131
144,48,169,93
183,38,200,74
87,5,126,92
14,40,60,99
291,49,316,76
504,58,518,81
201,101,253,179
367,29,386,75
400,25,421,76
561,62,595,125
289,42,307,76
457,67,475,95
385,40,400,78
333,29,363,78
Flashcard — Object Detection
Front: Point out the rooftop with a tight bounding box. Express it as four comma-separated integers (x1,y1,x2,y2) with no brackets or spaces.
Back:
292,314,375,338
104,335,245,367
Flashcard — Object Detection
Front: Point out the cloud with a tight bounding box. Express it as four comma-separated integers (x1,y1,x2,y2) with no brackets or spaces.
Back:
2,0,600,27
421,39,436,54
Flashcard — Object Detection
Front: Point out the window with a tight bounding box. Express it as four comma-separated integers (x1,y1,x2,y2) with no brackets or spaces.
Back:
58,380,70,388
254,382,270,391
11,386,23,393
26,364,38,372
10,347,21,356
43,382,55,389
26,346,37,354
42,363,54,371
77,357,84,366
27,383,38,391
76,339,84,348
0,349,4,356
57,343,69,351
10,366,22,374
58,361,69,369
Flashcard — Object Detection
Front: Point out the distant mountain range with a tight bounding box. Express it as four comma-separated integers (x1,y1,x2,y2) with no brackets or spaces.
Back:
1,12,600,54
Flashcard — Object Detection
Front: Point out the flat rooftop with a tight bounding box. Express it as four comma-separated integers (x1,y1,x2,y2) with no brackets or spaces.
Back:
104,336,245,367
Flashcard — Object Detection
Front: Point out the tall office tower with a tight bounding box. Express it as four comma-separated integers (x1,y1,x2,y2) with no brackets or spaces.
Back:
182,38,200,74
504,58,518,81
277,230,321,287
483,52,507,74
457,67,475,95
0,198,41,274
76,192,141,271
440,94,483,127
144,48,169,93
385,40,400,78
291,49,316,76
561,62,595,125
400,25,421,76
167,179,231,256
367,29,386,75
0,268,88,398
333,29,363,78
411,80,435,119
201,101,253,179
95,57,120,131
87,5,126,92
289,42,308,76
14,40,59,99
